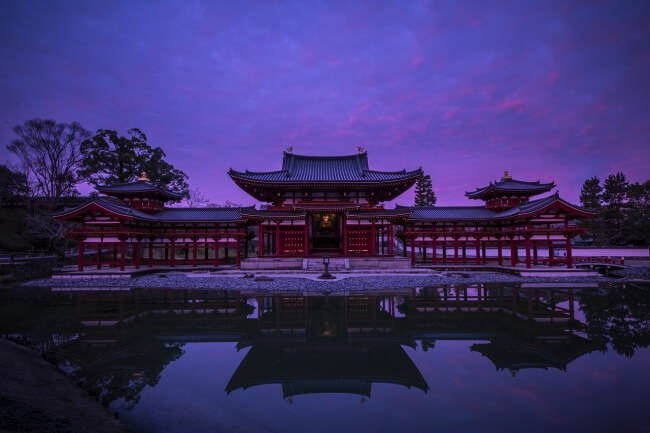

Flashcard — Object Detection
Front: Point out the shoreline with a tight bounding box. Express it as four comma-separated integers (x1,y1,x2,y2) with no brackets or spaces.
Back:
0,339,131,433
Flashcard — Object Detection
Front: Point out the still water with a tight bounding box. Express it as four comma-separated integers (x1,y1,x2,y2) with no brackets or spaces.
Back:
1,284,649,433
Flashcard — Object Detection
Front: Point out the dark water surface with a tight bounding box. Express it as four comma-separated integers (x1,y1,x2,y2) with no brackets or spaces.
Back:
2,284,649,433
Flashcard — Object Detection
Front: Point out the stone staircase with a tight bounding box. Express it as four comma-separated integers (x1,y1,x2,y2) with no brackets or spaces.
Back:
240,256,412,271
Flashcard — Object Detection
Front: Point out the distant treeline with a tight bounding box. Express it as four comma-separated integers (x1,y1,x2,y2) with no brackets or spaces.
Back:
579,172,650,246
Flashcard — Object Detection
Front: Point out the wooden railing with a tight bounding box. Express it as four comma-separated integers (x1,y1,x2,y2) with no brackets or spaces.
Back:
67,227,245,239
404,225,583,237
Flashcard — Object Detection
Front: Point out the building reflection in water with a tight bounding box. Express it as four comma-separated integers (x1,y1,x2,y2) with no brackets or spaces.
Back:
3,284,649,407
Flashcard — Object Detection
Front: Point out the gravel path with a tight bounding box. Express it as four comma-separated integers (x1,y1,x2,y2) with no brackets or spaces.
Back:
21,267,650,292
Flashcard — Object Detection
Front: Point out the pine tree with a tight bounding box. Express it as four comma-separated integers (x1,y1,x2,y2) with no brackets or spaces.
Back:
623,181,650,245
579,176,603,244
602,172,629,245
414,174,437,206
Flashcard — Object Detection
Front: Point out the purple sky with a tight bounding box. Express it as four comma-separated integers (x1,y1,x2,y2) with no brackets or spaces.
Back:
1,0,648,207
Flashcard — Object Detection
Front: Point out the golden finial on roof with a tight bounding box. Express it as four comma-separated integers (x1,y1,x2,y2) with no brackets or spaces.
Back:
357,146,365,153
138,171,149,181
502,170,512,180
286,146,293,153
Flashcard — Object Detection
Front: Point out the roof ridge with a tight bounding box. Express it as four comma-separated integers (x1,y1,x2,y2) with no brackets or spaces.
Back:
284,152,368,160
497,178,554,185
364,168,409,175
240,169,287,175
414,205,486,209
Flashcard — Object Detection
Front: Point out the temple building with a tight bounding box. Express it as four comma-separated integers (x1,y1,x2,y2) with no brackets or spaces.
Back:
54,150,593,271
405,172,594,268
229,150,421,268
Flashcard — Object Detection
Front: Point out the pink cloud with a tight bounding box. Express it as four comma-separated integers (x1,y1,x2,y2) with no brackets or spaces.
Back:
411,54,426,68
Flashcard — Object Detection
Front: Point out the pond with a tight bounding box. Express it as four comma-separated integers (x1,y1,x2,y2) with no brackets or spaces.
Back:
1,283,649,433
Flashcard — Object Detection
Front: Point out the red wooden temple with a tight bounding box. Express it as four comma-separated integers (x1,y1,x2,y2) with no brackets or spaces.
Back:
405,172,594,268
228,150,421,258
54,151,593,271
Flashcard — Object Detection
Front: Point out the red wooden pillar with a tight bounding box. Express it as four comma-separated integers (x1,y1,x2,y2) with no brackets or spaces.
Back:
258,223,264,257
303,219,309,257
97,243,102,270
135,240,141,270
214,238,219,267
78,240,84,271
525,235,531,268
236,236,241,266
566,236,573,268
510,237,516,267
119,238,126,271
453,236,459,265
442,241,447,263
533,245,538,265
388,222,394,256
148,241,154,268
410,235,416,265
482,244,487,265
343,215,349,256
370,221,376,256
497,237,503,265
276,222,281,256
422,238,427,264
170,240,176,268
549,245,554,267
192,238,198,267
432,236,437,265
475,237,481,265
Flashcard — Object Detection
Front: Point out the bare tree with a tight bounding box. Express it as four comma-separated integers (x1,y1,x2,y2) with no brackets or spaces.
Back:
8,118,90,209
180,187,209,207
207,200,242,208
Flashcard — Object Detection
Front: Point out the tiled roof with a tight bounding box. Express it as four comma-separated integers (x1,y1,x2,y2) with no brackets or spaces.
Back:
466,178,555,199
239,209,306,219
408,206,496,221
293,202,360,211
53,197,156,220
97,180,185,200
492,193,593,219
229,152,422,183
154,207,245,222
55,198,247,222
347,209,413,219
407,194,593,221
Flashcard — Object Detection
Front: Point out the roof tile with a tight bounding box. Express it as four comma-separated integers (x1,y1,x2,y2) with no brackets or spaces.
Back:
230,152,421,183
